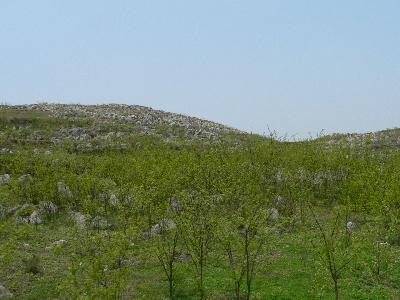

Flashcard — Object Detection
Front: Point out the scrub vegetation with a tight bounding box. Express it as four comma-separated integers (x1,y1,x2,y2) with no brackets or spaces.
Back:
1,104,400,299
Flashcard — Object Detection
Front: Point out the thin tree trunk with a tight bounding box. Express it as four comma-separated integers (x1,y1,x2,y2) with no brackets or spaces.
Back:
245,229,251,300
200,238,204,300
169,260,174,299
334,279,339,300
235,281,241,300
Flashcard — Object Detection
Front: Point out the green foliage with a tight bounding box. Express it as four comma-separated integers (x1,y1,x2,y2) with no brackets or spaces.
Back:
23,254,42,275
1,108,400,299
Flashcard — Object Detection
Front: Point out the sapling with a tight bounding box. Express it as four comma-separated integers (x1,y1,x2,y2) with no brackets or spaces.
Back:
309,205,355,300
148,200,180,299
153,224,179,299
216,196,269,300
177,192,214,299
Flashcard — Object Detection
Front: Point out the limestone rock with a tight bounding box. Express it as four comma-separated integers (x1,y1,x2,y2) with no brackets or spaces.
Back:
91,216,112,230
346,221,355,232
53,239,67,246
142,219,176,239
40,202,59,215
29,211,42,225
0,174,10,185
268,208,279,221
0,285,13,298
46,239,67,250
70,211,87,229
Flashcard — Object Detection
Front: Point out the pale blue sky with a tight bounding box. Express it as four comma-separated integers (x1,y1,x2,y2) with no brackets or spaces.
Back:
1,1,399,138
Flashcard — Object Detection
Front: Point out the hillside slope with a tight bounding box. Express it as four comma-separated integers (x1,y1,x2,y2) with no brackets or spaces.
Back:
1,104,400,299
2,103,241,138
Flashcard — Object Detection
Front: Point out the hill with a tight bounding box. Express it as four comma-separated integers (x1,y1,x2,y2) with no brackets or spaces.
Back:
2,103,241,138
1,104,400,299
322,128,400,149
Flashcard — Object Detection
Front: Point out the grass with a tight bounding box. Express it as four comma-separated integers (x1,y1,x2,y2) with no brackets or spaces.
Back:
2,213,399,299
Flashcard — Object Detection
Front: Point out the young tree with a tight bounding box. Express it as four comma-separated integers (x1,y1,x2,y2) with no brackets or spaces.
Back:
155,226,179,299
216,197,269,300
176,192,214,299
148,214,180,299
309,205,355,300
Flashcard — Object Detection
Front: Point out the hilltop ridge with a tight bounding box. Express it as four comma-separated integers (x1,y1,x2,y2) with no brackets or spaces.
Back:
2,103,241,139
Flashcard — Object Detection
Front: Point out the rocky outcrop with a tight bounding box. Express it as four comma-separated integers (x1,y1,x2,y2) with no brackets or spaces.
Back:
5,103,241,141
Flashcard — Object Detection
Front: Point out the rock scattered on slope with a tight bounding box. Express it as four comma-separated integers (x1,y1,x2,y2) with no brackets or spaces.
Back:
0,205,4,220
115,258,136,268
46,240,67,250
14,204,39,224
346,221,355,232
0,285,13,298
53,239,67,246
109,193,120,207
268,208,279,221
142,219,176,239
28,211,42,225
325,128,400,149
70,211,87,229
91,216,112,230
0,174,10,185
5,103,242,141
40,202,59,215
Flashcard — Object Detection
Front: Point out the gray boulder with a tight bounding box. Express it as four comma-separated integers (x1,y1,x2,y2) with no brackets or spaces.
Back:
143,219,176,239
91,216,112,230
16,216,29,225
46,239,67,250
268,208,279,221
14,204,37,224
0,285,13,298
70,211,87,229
143,224,161,239
275,195,283,206
28,211,42,225
346,221,355,232
15,208,43,225
0,204,5,220
150,223,162,235
53,239,67,246
115,258,136,268
40,202,59,215
0,174,10,185
161,218,176,230
109,193,120,207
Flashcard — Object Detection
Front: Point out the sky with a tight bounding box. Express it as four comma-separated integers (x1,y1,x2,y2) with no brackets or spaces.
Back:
1,1,399,138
